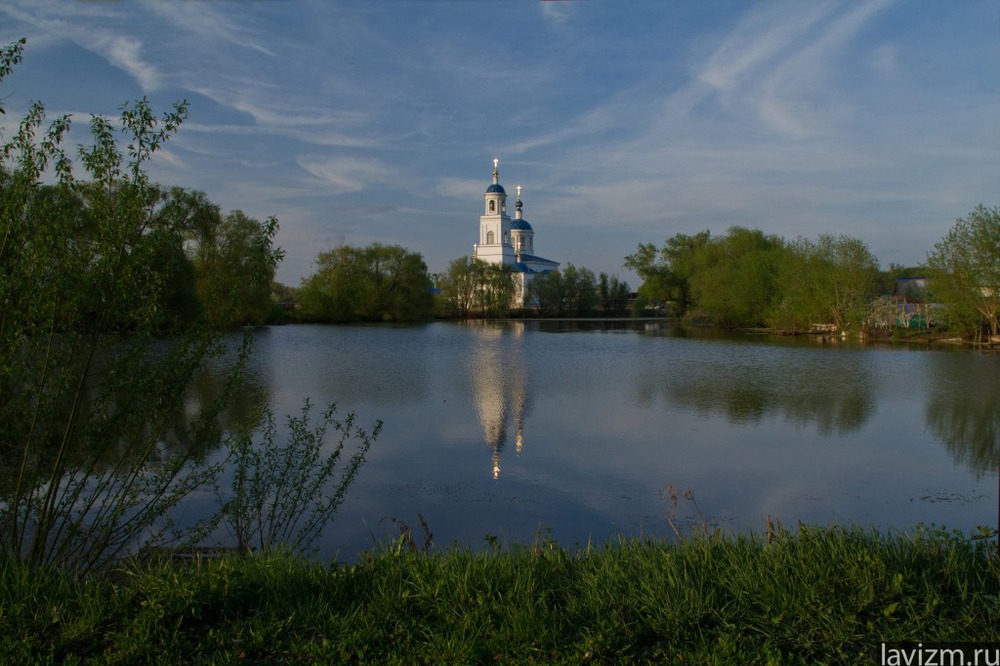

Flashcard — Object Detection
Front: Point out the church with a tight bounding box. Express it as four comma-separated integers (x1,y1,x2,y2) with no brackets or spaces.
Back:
473,159,559,307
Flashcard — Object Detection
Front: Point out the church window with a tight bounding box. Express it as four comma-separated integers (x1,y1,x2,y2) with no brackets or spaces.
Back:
487,230,495,244
489,200,495,213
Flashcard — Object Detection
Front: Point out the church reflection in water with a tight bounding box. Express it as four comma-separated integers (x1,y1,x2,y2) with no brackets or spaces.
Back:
467,321,532,479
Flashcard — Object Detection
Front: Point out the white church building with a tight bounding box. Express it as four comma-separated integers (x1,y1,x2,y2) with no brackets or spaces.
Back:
473,159,559,307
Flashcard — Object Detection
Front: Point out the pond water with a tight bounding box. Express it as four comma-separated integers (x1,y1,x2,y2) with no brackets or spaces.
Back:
198,320,999,561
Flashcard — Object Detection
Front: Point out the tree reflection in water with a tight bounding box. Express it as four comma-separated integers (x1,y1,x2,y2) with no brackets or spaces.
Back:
924,352,1000,476
636,336,875,435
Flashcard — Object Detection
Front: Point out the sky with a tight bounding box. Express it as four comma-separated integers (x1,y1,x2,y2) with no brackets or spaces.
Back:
2,0,999,287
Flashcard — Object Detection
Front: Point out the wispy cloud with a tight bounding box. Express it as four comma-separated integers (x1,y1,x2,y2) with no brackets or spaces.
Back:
869,44,897,77
687,0,894,138
699,3,836,93
93,34,160,91
435,177,483,199
1,1,163,91
296,155,392,195
143,2,276,57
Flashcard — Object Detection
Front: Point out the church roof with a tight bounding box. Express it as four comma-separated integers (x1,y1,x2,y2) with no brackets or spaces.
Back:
485,183,506,194
515,254,559,271
511,218,533,231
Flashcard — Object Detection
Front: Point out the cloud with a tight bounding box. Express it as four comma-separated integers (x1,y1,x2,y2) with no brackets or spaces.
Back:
870,44,897,76
698,3,837,94
296,155,392,194
688,1,894,138
436,177,484,199
143,2,276,57
539,1,573,25
1,1,165,91
93,34,160,91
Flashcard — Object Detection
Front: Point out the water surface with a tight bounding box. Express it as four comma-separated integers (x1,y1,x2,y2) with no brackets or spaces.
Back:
216,321,998,561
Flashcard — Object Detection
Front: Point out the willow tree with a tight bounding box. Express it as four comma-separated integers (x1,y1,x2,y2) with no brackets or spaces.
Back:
299,243,433,322
689,227,785,327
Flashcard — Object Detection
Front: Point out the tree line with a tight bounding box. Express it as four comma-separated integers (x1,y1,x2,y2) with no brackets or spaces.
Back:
624,208,1000,340
624,228,883,331
290,251,630,322
427,257,629,319
289,203,1000,338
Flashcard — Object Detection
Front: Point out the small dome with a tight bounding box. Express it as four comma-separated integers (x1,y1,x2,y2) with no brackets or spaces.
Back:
511,219,533,231
486,183,506,194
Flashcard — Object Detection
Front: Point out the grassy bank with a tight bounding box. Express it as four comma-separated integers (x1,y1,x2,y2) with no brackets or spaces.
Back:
2,525,998,664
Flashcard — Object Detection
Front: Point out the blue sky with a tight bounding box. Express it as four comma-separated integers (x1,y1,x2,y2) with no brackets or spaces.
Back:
2,1,999,286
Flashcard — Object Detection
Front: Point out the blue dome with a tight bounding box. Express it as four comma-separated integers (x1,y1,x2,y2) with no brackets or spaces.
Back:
486,183,506,194
511,219,533,231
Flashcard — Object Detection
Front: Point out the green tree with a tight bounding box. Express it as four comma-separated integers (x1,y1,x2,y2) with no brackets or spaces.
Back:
437,256,478,318
144,187,284,328
624,231,710,316
927,205,1000,338
598,272,631,316
0,43,250,572
299,243,433,322
527,270,565,316
561,263,599,317
471,260,516,319
810,234,881,331
194,210,283,326
689,227,784,327
770,234,881,332
624,242,672,314
149,187,218,325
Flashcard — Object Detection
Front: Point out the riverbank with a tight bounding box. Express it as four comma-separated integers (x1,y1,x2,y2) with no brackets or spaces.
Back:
4,525,998,663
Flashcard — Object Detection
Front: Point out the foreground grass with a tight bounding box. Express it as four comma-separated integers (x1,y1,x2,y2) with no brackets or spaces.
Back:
2,526,998,664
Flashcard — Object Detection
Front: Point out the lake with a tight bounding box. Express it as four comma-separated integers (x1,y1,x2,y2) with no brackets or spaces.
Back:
198,320,999,562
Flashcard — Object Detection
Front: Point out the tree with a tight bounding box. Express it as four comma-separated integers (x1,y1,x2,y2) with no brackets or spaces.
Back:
527,270,565,316
437,256,478,318
810,234,880,331
598,272,631,316
560,263,599,317
299,243,433,322
0,38,24,117
471,260,516,319
770,234,881,332
927,205,1000,338
624,231,710,316
150,187,284,327
689,227,784,327
194,210,284,326
0,45,253,571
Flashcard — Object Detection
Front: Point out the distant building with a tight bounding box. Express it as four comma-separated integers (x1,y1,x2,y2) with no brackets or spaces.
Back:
893,276,930,301
473,159,559,307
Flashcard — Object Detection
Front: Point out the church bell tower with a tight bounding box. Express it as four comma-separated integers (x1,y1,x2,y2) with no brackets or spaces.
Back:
474,158,515,264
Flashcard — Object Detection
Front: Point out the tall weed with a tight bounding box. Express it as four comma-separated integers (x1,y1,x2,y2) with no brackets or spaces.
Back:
216,400,381,556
